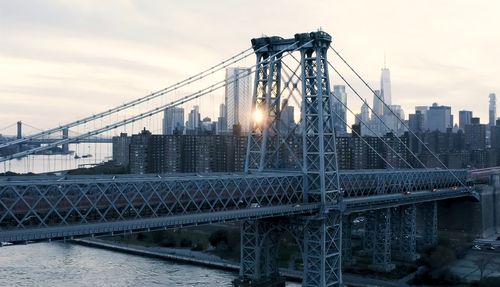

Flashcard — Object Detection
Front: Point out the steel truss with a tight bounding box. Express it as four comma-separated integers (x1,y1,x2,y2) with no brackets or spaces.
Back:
238,31,343,287
342,214,353,266
363,211,375,254
245,40,283,172
422,201,438,247
237,218,296,285
399,205,417,261
390,207,401,251
302,212,342,287
338,169,468,198
298,32,340,205
0,173,303,231
0,171,475,235
237,213,342,287
370,208,395,272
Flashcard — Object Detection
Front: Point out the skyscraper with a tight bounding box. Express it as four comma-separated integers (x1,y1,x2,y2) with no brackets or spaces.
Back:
186,105,200,134
465,117,486,150
380,67,392,108
163,107,184,135
408,110,424,133
458,110,473,131
372,90,383,117
129,128,152,174
216,103,228,134
415,106,428,130
426,103,452,132
112,132,130,167
333,85,347,134
489,93,497,127
225,67,252,133
360,100,370,123
385,105,405,134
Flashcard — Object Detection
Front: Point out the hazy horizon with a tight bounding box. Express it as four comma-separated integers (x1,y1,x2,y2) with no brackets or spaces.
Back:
1,0,498,135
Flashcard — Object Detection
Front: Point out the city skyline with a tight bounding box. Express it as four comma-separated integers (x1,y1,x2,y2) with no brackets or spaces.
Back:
0,1,498,134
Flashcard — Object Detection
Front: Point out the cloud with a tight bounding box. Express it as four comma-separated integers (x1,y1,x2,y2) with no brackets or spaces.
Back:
0,0,498,133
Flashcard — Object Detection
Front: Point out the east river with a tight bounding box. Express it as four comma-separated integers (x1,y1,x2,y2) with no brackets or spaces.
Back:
0,243,301,287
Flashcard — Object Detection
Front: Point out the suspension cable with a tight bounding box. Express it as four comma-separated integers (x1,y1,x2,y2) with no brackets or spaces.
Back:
1,41,311,162
0,46,263,149
278,75,396,171
330,46,467,187
285,53,414,168
328,61,418,169
0,123,17,132
279,60,397,170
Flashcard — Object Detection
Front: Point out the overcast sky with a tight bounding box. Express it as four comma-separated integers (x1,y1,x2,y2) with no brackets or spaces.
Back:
0,0,498,133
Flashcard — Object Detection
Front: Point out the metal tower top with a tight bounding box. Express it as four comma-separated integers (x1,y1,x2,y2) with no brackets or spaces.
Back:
251,31,332,53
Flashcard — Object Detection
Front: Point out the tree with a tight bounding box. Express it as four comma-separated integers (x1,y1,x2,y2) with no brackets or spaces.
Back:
209,229,228,248
428,246,456,269
473,253,498,280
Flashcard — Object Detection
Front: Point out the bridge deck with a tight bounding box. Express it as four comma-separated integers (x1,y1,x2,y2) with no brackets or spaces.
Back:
0,169,476,243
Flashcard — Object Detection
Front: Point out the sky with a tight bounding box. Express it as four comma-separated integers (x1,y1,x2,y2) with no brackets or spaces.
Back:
0,0,498,134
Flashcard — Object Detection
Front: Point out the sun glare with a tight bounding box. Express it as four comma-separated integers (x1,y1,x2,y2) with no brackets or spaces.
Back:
253,108,264,124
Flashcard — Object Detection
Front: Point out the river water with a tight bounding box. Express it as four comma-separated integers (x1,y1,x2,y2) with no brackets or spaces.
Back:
1,143,112,174
0,243,301,287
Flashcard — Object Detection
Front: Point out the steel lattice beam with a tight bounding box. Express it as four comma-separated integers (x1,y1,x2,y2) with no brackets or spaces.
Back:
302,212,342,287
370,208,395,272
399,204,417,261
0,173,303,232
423,201,438,247
363,211,375,255
342,215,353,266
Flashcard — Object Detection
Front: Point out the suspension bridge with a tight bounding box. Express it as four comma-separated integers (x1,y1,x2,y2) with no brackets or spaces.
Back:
0,31,485,287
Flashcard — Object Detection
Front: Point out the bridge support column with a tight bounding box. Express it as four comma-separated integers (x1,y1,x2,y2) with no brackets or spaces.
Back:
362,211,375,255
399,205,418,261
62,128,69,154
391,207,401,251
423,201,438,248
370,209,395,272
342,214,353,266
16,121,22,153
235,220,284,287
302,212,342,287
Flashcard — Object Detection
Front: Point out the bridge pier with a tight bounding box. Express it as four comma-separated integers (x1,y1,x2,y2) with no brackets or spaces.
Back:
235,220,284,287
390,207,401,251
235,212,342,287
362,211,375,255
62,128,69,154
342,215,353,266
369,208,395,272
16,121,22,153
422,201,438,248
399,205,418,261
302,212,342,287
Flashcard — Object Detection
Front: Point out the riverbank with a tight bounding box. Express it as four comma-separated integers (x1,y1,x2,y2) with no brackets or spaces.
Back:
71,238,407,287
72,238,302,281
72,237,239,270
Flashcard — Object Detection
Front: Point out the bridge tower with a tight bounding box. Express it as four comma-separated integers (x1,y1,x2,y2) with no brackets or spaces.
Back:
16,121,22,153
62,128,69,154
237,31,342,287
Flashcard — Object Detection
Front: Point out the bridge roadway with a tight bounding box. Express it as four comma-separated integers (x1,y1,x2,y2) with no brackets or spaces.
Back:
0,169,478,243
